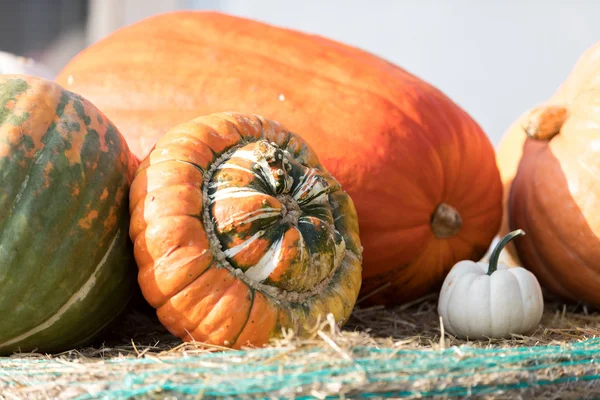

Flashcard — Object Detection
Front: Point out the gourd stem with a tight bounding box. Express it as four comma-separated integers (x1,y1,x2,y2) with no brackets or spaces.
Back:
487,229,525,275
522,105,568,141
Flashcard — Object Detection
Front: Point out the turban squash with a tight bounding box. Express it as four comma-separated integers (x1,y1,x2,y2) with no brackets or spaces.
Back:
129,112,362,347
0,75,137,354
57,11,502,306
497,42,600,307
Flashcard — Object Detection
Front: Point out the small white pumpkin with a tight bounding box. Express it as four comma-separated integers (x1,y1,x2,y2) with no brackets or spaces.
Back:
438,230,544,339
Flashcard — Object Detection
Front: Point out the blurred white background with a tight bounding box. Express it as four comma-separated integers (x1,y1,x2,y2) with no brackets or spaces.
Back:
2,0,598,145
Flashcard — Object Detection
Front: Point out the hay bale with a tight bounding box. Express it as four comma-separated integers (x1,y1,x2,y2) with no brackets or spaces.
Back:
2,295,600,399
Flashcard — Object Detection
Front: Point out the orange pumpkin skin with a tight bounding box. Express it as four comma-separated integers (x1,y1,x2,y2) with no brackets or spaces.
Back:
129,112,362,348
58,11,502,305
497,42,600,306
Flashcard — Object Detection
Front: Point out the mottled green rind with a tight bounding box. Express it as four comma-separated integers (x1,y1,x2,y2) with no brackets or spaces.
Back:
208,139,353,293
0,77,136,354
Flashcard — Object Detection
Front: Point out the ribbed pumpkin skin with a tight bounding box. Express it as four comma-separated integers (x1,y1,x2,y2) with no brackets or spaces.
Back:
0,75,138,354
497,42,600,306
57,11,502,305
129,112,362,348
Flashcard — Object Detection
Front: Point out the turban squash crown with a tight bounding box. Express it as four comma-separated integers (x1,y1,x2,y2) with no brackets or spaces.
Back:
58,11,502,305
129,112,362,348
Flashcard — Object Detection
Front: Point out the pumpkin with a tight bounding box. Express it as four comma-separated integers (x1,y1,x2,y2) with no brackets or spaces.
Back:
0,51,54,79
57,11,502,305
438,230,544,339
496,42,600,306
0,75,138,354
129,112,362,348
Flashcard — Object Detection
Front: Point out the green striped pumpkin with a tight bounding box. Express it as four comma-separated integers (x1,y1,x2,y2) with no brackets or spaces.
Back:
129,112,362,348
0,75,138,354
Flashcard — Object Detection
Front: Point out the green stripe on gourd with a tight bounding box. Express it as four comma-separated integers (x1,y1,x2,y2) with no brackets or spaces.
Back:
207,140,345,294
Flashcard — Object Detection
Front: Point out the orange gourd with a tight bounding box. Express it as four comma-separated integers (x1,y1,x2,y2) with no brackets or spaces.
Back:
497,42,600,306
129,112,362,347
58,11,501,305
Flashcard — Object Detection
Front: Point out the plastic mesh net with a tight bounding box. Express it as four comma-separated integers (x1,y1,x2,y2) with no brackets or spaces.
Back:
2,337,600,398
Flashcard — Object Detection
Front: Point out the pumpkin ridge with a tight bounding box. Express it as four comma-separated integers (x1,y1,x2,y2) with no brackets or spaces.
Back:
133,159,205,195
528,152,600,280
186,274,254,345
448,154,498,211
451,191,501,219
273,121,292,150
510,271,529,333
509,153,573,298
228,286,256,346
224,117,250,146
0,229,122,350
298,212,336,236
464,271,480,335
443,118,481,200
520,207,577,299
396,110,446,197
151,258,217,310
525,153,599,272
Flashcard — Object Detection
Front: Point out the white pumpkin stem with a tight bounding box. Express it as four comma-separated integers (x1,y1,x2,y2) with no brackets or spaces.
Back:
522,105,568,141
487,229,525,275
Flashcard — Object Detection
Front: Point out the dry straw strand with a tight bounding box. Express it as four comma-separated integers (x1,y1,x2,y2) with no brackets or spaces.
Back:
2,296,600,399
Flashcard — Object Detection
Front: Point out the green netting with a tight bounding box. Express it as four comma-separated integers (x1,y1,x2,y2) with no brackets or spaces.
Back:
2,337,600,398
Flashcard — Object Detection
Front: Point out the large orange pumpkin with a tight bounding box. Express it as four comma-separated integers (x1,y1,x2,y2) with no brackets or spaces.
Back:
129,112,362,347
497,42,600,306
57,11,502,305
